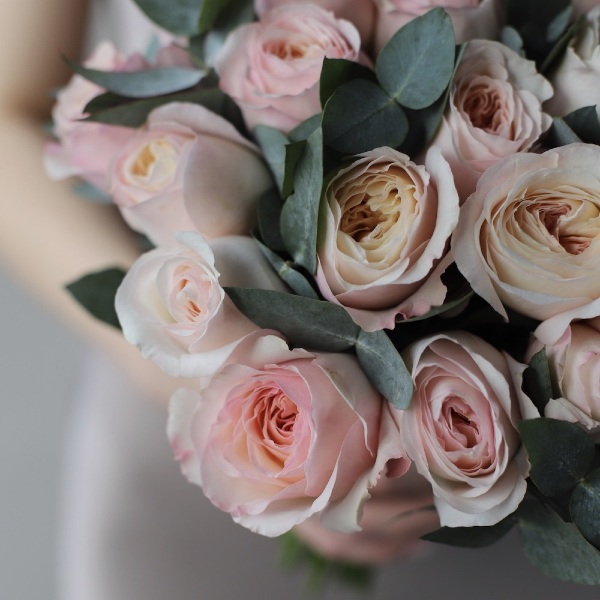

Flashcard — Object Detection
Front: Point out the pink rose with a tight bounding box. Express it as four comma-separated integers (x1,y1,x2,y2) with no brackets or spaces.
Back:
432,40,553,200
545,7,600,121
452,144,600,346
394,331,534,527
530,320,600,432
215,4,365,132
254,0,376,45
44,41,137,190
115,233,285,378
109,102,273,245
316,146,459,331
374,0,502,51
168,334,407,536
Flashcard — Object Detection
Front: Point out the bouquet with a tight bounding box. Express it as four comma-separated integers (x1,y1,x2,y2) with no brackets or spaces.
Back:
45,0,600,588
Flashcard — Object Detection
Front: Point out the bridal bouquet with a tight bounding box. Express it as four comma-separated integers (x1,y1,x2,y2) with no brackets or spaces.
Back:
46,0,600,587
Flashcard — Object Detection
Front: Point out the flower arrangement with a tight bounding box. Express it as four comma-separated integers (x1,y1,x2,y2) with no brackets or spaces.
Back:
46,0,600,587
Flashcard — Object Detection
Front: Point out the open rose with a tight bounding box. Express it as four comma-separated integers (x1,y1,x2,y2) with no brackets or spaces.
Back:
168,335,406,536
432,40,553,200
393,331,534,527
254,0,376,44
374,0,502,52
545,7,600,121
453,144,600,346
115,233,285,378
316,146,459,331
109,102,272,246
215,4,365,132
530,320,600,432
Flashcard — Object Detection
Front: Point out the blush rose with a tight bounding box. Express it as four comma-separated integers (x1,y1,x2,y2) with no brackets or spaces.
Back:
215,4,366,132
452,144,600,346
393,331,535,527
109,102,273,246
168,335,407,537
115,233,285,378
432,40,553,200
316,146,459,331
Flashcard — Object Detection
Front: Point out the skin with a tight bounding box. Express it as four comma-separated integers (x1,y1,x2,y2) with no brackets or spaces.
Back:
0,0,438,563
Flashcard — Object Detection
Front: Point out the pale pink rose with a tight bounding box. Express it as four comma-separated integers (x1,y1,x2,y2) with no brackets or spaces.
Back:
432,40,552,200
374,0,502,51
115,233,285,378
215,4,365,132
530,320,600,432
452,144,600,346
394,331,534,527
316,146,460,331
254,0,376,45
545,7,600,121
168,334,408,536
44,41,137,190
109,102,273,246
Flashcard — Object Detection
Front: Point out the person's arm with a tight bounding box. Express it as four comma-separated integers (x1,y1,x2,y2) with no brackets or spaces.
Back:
0,0,179,405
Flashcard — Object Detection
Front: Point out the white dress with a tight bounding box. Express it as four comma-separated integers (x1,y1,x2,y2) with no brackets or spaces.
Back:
57,2,600,598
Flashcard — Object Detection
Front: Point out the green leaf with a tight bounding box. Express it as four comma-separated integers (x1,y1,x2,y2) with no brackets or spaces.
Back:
322,80,408,153
519,418,595,497
564,106,600,145
571,468,600,548
282,141,306,198
518,497,600,584
319,57,376,108
289,114,322,143
71,180,112,203
522,348,555,413
198,0,232,33
500,26,525,56
132,0,202,35
65,58,204,99
546,117,583,147
256,188,286,253
280,128,322,274
355,330,413,410
423,516,515,548
66,268,126,329
253,126,290,195
376,7,455,110
254,242,320,300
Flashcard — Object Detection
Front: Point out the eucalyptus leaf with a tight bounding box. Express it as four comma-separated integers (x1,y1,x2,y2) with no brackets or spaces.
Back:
280,128,322,273
198,0,232,32
571,468,600,548
522,348,555,413
518,497,600,584
132,0,202,35
376,7,455,110
500,26,525,56
289,114,322,143
253,126,290,194
66,268,126,330
65,58,205,98
322,79,408,153
564,106,600,145
256,189,286,253
546,117,583,147
282,141,307,198
319,57,376,108
423,516,515,548
519,418,595,497
71,180,113,203
355,330,413,410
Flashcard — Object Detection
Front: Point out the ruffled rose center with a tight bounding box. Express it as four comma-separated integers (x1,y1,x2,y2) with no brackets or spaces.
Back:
127,138,179,191
461,79,510,135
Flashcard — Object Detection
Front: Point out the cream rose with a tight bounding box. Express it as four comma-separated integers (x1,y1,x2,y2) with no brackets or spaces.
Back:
374,0,502,51
453,144,600,346
109,102,272,246
316,146,459,331
545,7,600,121
531,320,600,431
394,331,534,527
115,233,285,378
432,40,553,200
215,4,365,132
168,334,406,536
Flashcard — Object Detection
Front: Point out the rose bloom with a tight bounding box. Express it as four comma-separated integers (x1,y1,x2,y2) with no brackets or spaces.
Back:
545,7,600,121
452,144,600,346
316,146,459,332
254,0,376,45
168,334,406,536
432,40,553,200
109,102,273,246
530,319,600,432
374,0,503,52
394,331,535,527
215,4,365,132
115,233,285,378
572,0,600,17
